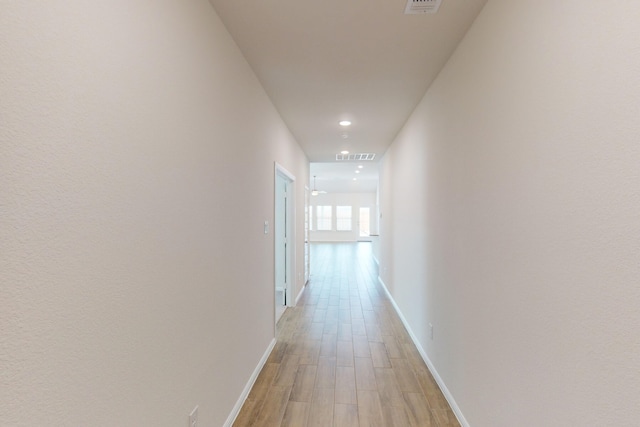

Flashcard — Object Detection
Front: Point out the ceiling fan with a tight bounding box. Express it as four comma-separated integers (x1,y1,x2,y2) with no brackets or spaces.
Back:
311,175,327,196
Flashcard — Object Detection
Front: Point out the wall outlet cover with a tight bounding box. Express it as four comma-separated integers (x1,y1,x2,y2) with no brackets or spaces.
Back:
189,406,198,427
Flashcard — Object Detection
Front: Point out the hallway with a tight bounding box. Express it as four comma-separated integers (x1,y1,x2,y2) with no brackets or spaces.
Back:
234,243,459,426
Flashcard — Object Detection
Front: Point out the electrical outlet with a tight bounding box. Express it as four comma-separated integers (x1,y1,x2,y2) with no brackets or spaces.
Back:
264,220,269,234
189,406,198,427
429,323,434,340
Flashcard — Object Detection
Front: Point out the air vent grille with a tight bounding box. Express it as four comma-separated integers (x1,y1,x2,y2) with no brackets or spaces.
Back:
404,0,442,14
336,153,377,161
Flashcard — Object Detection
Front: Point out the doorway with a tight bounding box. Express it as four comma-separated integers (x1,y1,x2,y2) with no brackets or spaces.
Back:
274,164,296,324
304,186,310,284
359,207,371,238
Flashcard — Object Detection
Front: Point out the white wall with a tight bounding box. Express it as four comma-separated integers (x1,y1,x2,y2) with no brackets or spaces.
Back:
379,1,640,426
310,192,377,242
0,1,308,426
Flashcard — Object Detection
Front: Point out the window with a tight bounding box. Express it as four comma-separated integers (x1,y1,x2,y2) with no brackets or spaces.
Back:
316,205,332,231
336,206,352,231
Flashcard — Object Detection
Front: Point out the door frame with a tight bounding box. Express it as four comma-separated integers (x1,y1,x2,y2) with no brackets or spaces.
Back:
274,163,296,323
304,186,310,284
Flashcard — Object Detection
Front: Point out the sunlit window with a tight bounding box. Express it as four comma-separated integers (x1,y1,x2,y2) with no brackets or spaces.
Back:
316,205,332,231
336,206,352,231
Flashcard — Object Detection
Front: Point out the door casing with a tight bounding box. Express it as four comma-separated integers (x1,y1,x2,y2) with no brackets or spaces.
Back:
274,163,296,324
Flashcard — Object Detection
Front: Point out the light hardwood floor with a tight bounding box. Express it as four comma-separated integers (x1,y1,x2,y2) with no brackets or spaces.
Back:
234,243,460,427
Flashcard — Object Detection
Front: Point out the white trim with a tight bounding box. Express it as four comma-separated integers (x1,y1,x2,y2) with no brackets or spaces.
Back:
275,161,296,181
223,338,277,427
377,276,470,427
309,240,358,243
274,163,297,317
295,280,307,305
304,185,310,285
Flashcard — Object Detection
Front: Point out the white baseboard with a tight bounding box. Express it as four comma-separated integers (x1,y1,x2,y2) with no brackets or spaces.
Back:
295,282,307,305
224,338,277,427
377,276,470,427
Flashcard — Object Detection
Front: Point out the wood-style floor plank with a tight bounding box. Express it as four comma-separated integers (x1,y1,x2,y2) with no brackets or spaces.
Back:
281,401,310,427
354,357,377,391
253,385,291,427
370,342,392,368
321,333,338,357
353,335,372,358
337,340,355,367
233,243,460,427
273,354,301,388
334,403,360,427
374,367,405,408
404,392,436,427
308,388,335,427
316,356,337,389
246,362,278,402
232,399,262,427
390,358,422,393
290,364,318,403
338,322,353,342
381,404,412,427
382,335,405,359
335,366,357,405
357,390,384,427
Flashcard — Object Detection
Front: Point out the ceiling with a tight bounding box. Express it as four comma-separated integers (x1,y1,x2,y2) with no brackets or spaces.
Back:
209,0,487,189
311,162,379,193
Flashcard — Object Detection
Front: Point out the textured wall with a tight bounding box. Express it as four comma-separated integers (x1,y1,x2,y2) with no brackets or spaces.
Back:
379,1,640,425
0,1,307,425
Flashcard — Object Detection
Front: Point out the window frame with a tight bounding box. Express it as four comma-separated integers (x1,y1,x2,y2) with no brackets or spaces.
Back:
336,205,353,231
316,205,332,231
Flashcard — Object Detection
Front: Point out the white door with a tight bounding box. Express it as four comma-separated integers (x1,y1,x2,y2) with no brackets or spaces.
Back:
359,207,371,237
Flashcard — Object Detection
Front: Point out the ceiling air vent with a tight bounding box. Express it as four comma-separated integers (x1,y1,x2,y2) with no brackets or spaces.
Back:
404,0,442,14
336,153,377,161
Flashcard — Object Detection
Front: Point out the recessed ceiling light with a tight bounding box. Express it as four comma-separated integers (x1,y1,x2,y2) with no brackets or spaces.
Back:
339,120,352,127
355,170,360,174
358,165,364,169
341,150,349,155
353,178,357,181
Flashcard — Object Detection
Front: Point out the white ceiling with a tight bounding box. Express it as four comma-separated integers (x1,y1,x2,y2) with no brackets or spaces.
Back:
209,0,487,187
311,162,379,194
